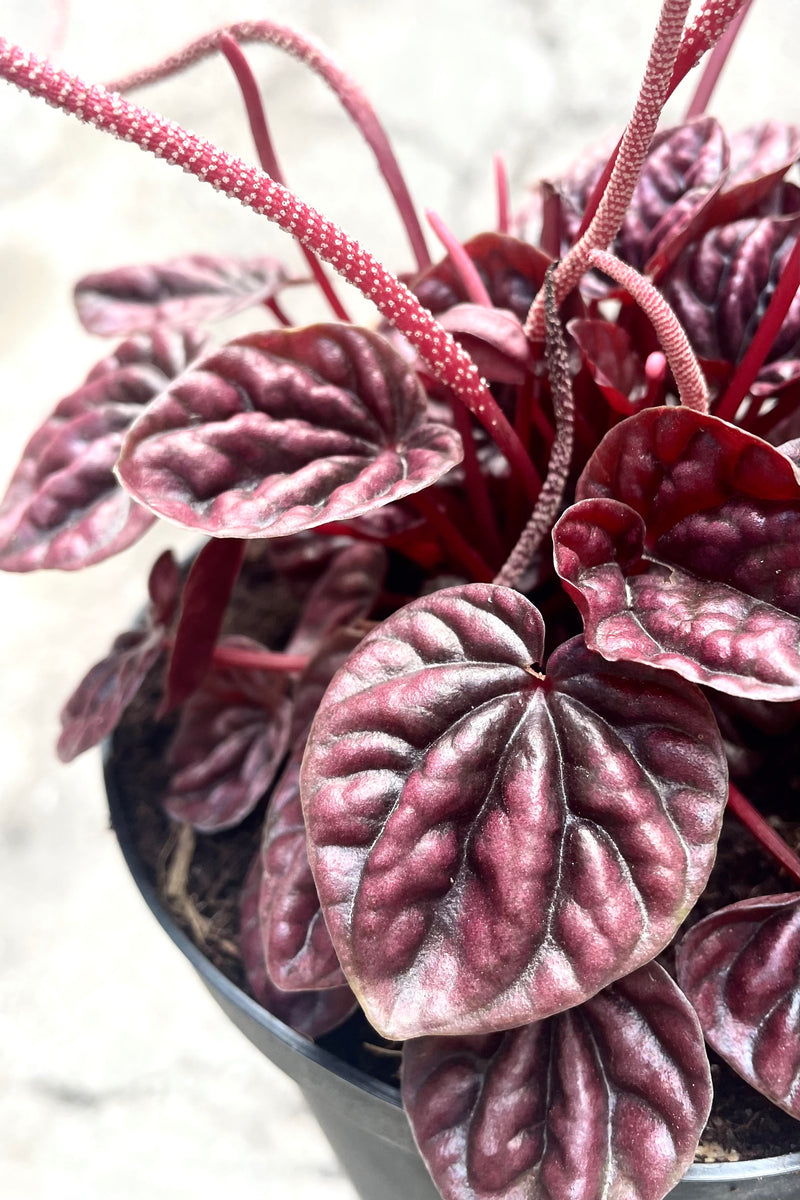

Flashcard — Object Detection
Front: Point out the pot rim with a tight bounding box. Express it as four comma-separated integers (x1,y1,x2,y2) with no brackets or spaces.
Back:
103,741,800,1184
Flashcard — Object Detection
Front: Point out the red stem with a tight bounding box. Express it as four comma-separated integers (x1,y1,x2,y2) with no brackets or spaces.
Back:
104,19,431,274
684,0,753,118
727,783,800,883
493,153,510,236
714,238,800,423
209,643,311,673
449,399,505,566
219,34,351,324
410,490,495,582
0,40,540,505
426,208,493,307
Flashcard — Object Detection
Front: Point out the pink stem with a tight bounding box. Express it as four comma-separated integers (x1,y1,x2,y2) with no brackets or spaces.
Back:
104,20,431,274
219,34,351,324
209,644,311,673
588,249,708,412
425,209,493,307
493,153,510,235
576,1,750,243
525,0,692,341
264,295,293,327
714,237,800,423
727,783,800,883
684,0,754,118
0,39,540,504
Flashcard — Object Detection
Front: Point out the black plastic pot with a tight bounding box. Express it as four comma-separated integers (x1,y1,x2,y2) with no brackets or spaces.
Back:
104,746,800,1200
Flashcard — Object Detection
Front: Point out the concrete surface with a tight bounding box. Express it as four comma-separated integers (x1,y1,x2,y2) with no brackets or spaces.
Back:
0,2,797,1197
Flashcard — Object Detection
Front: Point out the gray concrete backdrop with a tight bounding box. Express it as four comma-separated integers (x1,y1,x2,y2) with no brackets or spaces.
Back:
1,2,797,1197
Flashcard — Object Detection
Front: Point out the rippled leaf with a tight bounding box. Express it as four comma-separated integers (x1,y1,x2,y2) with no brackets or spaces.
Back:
0,327,206,571
164,636,291,831
240,856,356,1038
677,893,800,1118
286,541,385,658
117,324,462,538
301,584,726,1039
555,407,800,699
714,122,800,224
75,253,288,336
403,961,711,1200
57,550,180,761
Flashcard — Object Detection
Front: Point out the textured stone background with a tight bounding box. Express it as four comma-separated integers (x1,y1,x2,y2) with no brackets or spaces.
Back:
0,2,797,1197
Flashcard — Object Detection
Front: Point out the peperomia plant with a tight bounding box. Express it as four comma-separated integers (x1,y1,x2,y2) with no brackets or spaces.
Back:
1,1,799,1197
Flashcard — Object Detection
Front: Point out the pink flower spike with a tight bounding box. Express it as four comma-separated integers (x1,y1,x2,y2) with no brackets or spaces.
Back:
588,249,708,412
105,20,431,274
526,0,692,341
218,33,351,323
425,209,493,307
0,38,539,503
684,0,754,119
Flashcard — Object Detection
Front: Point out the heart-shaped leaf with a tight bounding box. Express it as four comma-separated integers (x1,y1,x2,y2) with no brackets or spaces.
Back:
663,215,799,367
286,541,386,659
617,118,729,278
57,550,181,761
555,407,800,699
0,327,207,571
116,324,462,538
676,893,800,1118
402,961,712,1200
568,318,649,414
300,584,727,1039
257,629,364,992
74,253,288,336
240,855,356,1039
164,636,292,832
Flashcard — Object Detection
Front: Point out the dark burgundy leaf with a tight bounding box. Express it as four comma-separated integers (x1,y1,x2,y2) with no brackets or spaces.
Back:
414,232,550,323
713,122,800,225
676,893,800,1118
258,758,348,991
57,550,180,761
164,636,291,831
568,318,648,413
74,253,288,336
662,215,799,366
162,537,246,713
300,583,726,1039
257,628,364,992
402,961,711,1200
240,856,356,1039
116,324,462,538
0,327,207,571
437,304,535,384
556,407,800,699
617,118,729,279
286,541,385,659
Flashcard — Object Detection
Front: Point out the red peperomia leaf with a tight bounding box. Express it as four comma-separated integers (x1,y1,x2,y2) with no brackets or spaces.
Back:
57,550,181,761
257,630,364,992
555,407,800,699
676,893,800,1118
616,118,729,279
164,636,292,832
402,961,712,1200
74,253,288,336
568,318,649,414
285,541,385,659
240,856,356,1039
413,232,551,323
0,326,207,571
713,122,800,225
300,584,727,1039
116,324,462,538
662,215,799,368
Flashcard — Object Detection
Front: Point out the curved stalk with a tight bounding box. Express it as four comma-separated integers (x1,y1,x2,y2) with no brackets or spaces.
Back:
425,209,493,307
